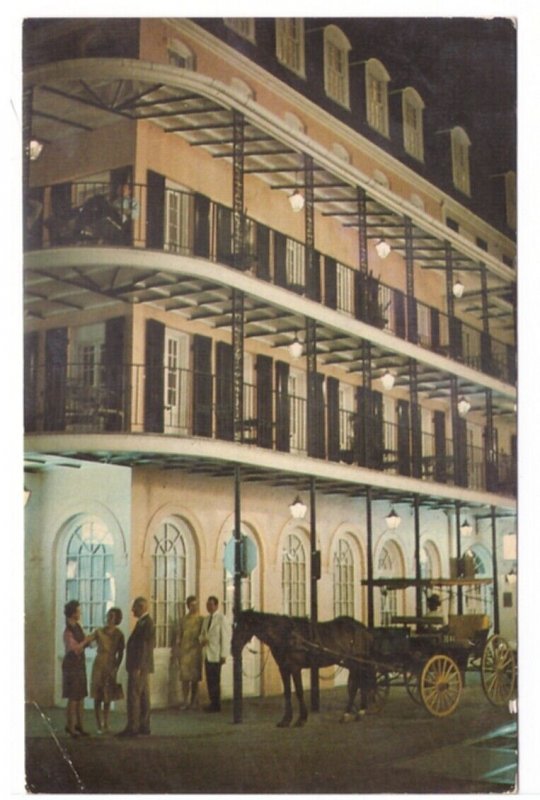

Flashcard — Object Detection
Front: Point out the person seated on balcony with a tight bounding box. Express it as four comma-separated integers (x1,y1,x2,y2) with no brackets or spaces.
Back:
113,183,139,243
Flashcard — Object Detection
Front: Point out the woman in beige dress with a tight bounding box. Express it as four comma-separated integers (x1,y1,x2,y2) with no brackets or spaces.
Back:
89,607,125,733
173,596,203,710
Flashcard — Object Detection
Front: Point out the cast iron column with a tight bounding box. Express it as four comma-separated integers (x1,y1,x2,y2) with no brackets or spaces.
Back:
404,216,418,343
309,476,320,711
357,187,369,320
490,506,500,634
362,341,372,467
450,374,461,485
232,112,245,723
413,495,422,616
304,154,316,300
485,389,497,491
455,501,464,614
409,359,422,478
480,265,492,373
366,487,375,627
233,464,243,722
444,241,457,358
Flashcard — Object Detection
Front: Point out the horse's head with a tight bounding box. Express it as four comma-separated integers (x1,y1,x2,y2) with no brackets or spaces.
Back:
232,609,260,656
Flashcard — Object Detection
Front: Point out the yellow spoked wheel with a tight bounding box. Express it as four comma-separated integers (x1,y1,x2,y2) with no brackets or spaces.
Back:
481,635,516,706
420,654,462,717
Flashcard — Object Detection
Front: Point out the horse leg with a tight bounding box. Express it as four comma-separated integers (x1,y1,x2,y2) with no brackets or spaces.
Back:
292,669,308,727
341,669,359,723
276,665,293,728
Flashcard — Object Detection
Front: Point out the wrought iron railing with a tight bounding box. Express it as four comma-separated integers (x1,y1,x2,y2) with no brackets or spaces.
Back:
25,361,516,496
25,180,516,384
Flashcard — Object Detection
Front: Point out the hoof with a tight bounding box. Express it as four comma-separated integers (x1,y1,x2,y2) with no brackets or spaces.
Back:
340,712,356,723
293,718,306,728
276,719,291,728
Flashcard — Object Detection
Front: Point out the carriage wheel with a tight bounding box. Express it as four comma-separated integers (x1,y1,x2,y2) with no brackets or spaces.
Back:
481,635,516,706
419,654,462,717
367,670,390,713
404,670,422,705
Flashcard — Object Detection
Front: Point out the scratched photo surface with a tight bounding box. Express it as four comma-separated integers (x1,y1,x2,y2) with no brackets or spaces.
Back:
22,14,520,794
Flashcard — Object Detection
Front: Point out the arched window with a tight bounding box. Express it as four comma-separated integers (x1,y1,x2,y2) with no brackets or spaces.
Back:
333,539,355,617
323,26,351,108
152,520,188,648
276,19,305,76
65,517,115,630
451,127,471,196
402,87,425,161
282,533,307,616
465,546,493,618
366,59,390,137
377,542,403,625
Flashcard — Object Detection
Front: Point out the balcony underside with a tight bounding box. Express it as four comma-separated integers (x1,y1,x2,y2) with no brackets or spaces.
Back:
24,247,515,414
25,58,515,315
24,433,516,512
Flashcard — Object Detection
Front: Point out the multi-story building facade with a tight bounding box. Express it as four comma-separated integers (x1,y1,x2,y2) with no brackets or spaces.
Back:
23,18,517,710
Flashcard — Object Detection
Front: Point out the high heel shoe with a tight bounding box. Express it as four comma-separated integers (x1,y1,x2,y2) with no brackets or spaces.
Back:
65,726,80,738
75,725,89,736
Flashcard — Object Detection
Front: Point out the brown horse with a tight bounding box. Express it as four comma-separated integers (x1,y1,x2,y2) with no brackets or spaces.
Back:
232,610,373,727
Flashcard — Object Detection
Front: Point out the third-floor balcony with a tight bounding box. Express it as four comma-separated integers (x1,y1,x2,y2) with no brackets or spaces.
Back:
25,181,516,387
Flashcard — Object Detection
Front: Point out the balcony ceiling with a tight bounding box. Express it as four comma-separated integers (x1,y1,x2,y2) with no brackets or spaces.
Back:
27,63,515,329
24,250,515,418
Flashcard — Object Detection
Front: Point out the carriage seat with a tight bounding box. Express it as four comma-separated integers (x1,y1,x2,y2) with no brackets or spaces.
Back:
447,614,490,647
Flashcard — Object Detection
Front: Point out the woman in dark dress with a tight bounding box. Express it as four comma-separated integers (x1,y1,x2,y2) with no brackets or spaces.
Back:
62,600,92,737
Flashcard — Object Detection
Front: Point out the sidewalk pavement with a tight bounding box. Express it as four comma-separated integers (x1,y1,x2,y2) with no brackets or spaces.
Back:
24,682,517,794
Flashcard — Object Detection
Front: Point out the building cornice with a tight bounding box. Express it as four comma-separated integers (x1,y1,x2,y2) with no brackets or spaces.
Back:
172,18,516,258
25,57,515,286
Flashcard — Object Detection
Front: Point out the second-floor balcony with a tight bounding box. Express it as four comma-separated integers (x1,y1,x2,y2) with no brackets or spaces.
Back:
25,181,516,387
24,361,516,497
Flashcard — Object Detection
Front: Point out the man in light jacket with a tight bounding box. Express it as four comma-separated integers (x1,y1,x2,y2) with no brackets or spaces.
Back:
199,596,231,712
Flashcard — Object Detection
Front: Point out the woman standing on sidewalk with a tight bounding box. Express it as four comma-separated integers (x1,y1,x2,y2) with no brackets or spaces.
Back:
88,607,125,734
172,596,203,710
62,600,93,737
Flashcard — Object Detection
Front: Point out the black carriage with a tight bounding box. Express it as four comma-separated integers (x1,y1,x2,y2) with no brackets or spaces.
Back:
359,577,517,718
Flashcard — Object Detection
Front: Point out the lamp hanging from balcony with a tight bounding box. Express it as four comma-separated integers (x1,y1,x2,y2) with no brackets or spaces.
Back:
375,238,391,259
380,370,395,391
460,518,473,537
27,139,44,161
289,495,307,519
289,189,305,213
288,334,303,359
385,508,401,529
24,487,31,506
452,280,465,298
457,396,471,416
505,567,517,585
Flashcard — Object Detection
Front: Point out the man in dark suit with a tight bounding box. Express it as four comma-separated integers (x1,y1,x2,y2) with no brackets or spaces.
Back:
117,596,155,737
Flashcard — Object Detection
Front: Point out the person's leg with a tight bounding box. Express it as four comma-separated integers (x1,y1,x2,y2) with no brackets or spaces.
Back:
139,672,151,734
189,681,199,709
75,699,89,734
125,671,140,733
205,661,220,710
94,699,103,732
102,702,111,732
66,699,78,735
180,680,190,709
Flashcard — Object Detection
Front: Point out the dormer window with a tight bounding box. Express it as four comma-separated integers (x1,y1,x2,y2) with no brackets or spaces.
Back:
505,170,516,230
323,25,351,108
276,19,305,77
224,18,256,43
366,59,390,137
402,87,424,161
451,126,471,196
167,38,195,70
